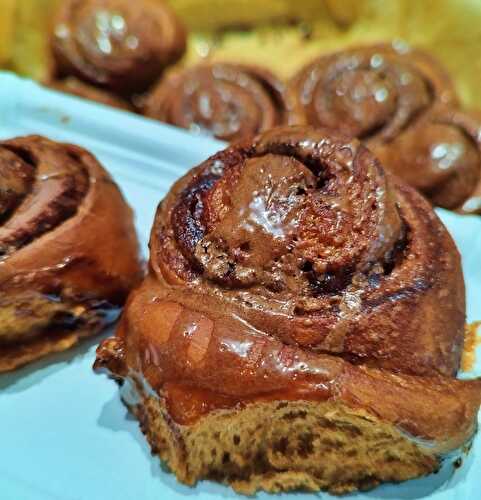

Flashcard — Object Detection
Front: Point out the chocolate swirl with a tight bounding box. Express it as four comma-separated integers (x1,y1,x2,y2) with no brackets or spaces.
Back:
97,128,480,470
0,136,141,371
51,0,186,94
286,44,481,212
143,63,288,142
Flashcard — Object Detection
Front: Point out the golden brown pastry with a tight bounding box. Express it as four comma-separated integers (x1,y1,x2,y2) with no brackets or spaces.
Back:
143,63,288,142
50,0,186,94
48,77,133,111
287,43,481,214
0,136,142,372
95,126,480,495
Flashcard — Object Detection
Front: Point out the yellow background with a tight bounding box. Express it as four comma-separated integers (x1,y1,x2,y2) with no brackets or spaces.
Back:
2,0,481,107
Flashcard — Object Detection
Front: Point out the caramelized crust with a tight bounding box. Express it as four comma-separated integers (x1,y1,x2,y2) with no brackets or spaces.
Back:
143,63,288,142
96,126,480,494
0,135,141,371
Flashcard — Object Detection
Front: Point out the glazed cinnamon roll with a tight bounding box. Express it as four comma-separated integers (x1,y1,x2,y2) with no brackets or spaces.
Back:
286,43,481,212
143,63,288,142
50,0,186,94
48,77,133,111
0,136,141,372
96,127,480,495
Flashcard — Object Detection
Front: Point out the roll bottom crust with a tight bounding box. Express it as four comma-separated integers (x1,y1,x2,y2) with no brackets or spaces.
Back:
120,381,443,495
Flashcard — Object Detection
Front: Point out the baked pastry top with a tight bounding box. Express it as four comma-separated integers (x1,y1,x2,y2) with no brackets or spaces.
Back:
96,126,481,495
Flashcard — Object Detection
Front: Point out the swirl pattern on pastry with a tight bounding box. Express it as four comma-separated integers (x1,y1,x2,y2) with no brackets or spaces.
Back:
149,126,465,376
0,136,141,371
143,63,288,142
374,106,481,214
96,127,480,494
51,0,186,94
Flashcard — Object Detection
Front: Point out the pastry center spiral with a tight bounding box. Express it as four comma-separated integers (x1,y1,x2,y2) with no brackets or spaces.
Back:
173,79,268,140
73,3,156,66
320,70,398,137
173,128,403,296
52,0,186,92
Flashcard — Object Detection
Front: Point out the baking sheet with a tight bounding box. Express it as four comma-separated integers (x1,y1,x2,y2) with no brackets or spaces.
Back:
0,72,479,500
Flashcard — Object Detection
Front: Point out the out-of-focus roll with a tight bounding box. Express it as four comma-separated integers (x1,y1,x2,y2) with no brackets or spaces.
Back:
50,0,186,94
374,106,481,215
0,135,142,372
287,43,458,139
143,63,288,142
48,77,133,110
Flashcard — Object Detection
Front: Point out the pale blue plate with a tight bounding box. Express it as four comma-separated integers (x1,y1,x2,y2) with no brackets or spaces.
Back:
0,73,479,500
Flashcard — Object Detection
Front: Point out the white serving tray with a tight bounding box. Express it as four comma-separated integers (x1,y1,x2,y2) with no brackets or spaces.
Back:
0,72,479,500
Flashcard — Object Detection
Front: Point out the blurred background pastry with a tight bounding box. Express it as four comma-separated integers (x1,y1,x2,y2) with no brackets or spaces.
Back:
143,63,287,141
3,0,481,106
375,106,481,215
286,44,481,214
0,135,142,372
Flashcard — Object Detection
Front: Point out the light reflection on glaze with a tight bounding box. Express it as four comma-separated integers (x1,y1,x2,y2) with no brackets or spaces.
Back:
431,142,464,170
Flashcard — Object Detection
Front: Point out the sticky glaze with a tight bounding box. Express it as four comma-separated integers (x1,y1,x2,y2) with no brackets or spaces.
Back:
95,127,480,455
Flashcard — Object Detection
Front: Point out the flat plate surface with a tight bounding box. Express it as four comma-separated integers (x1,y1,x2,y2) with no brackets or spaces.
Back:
0,73,480,500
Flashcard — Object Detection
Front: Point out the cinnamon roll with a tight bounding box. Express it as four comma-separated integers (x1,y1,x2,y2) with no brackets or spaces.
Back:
95,126,480,495
286,43,481,212
0,136,141,372
143,63,288,142
48,77,133,110
50,0,186,94
287,43,457,140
